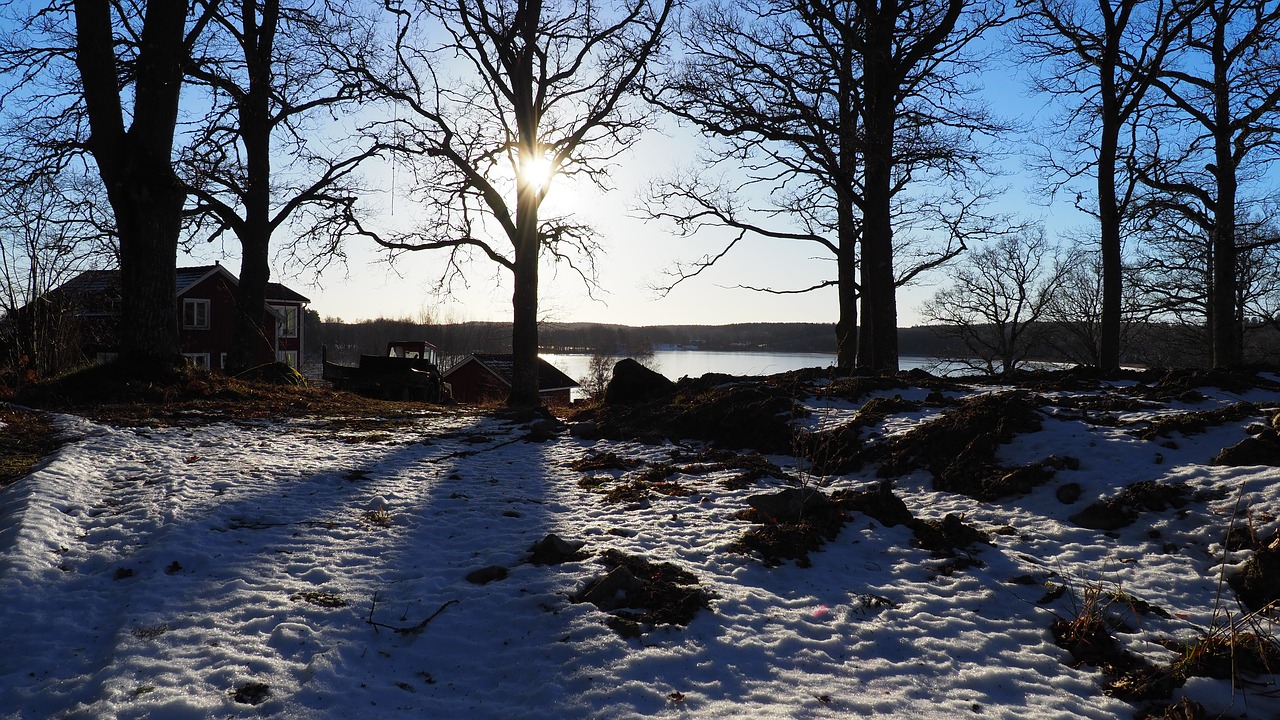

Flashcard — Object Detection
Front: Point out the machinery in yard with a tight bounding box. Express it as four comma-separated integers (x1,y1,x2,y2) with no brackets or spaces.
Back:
322,341,451,402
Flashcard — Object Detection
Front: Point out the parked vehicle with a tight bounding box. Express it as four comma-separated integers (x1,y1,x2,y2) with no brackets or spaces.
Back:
322,341,451,402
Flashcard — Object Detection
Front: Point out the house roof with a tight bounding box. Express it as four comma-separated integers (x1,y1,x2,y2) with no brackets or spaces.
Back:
175,264,311,303
50,265,310,305
443,353,579,392
53,269,121,297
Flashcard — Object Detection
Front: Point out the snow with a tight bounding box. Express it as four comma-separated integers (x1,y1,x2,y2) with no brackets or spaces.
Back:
3,381,1280,719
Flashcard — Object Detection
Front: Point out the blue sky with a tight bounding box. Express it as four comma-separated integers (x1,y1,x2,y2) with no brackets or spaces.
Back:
184,39,1068,329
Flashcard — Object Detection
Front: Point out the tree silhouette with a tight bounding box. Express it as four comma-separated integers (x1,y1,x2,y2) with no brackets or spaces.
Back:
646,0,1008,371
1020,0,1200,372
1137,0,1280,367
348,0,672,406
180,0,381,372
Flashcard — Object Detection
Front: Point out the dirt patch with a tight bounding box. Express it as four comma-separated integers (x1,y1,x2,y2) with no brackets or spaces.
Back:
569,451,643,472
1069,481,1194,531
731,488,849,567
572,549,714,638
1133,402,1259,441
0,406,61,490
10,362,450,428
573,374,804,453
1213,429,1280,466
869,392,1049,499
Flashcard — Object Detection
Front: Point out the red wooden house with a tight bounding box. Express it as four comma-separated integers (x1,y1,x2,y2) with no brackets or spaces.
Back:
442,353,578,405
39,263,309,371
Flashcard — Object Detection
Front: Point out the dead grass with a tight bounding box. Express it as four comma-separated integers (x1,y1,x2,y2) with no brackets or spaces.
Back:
7,361,452,429
0,406,61,490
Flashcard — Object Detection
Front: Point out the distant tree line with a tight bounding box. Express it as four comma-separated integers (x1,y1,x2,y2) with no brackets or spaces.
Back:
311,313,1280,376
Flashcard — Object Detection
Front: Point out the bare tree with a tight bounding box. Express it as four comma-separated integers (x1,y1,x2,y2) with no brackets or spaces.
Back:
76,3,217,364
0,174,114,380
1132,207,1280,365
0,2,223,366
1019,0,1201,372
1136,0,1280,367
645,0,1009,372
1041,245,1144,366
922,229,1072,374
346,0,673,406
179,1,381,372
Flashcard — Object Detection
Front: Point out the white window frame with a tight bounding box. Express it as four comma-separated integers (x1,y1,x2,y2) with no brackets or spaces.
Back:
219,353,227,371
271,304,298,338
183,352,211,370
277,350,298,368
183,298,210,329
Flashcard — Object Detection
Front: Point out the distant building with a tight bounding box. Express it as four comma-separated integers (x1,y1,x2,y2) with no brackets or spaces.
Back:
26,264,309,371
442,353,578,405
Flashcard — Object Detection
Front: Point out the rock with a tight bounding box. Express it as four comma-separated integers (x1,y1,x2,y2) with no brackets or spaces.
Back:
603,359,675,406
528,534,587,565
1056,482,1083,504
568,420,599,438
746,488,830,525
839,480,913,527
465,565,509,585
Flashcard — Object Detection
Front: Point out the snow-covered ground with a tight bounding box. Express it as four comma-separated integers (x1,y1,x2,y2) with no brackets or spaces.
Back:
3,378,1280,719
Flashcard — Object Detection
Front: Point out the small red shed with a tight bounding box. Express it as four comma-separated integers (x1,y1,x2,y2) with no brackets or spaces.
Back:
442,353,579,405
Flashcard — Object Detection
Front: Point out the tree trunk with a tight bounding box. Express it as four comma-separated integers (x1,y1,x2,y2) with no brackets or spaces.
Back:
857,9,899,373
75,0,189,366
508,197,541,407
1210,149,1240,368
228,0,279,374
1097,34,1123,374
835,36,859,372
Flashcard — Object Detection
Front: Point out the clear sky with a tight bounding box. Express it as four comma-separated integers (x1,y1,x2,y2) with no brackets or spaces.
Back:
176,16,1065,330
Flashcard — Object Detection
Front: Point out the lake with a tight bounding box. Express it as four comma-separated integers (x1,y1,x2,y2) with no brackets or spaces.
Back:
541,350,961,399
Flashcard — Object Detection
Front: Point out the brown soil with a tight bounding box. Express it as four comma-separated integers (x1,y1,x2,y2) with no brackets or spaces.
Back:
870,392,1048,499
7,362,459,432
572,549,713,638
1134,402,1260,441
0,406,60,490
1069,481,1194,531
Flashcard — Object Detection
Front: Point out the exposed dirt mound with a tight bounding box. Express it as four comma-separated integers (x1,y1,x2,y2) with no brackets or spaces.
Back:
1229,532,1280,613
574,374,804,452
572,549,714,637
870,392,1048,499
1145,368,1280,398
1069,481,1194,531
731,488,848,567
1213,429,1280,466
1134,402,1260,441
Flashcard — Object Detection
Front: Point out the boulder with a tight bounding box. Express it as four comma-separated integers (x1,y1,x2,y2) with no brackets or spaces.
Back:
603,358,675,406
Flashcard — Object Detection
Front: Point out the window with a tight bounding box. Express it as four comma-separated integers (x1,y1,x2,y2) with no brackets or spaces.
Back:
277,350,298,368
219,353,227,371
183,298,210,329
183,353,211,370
271,304,298,338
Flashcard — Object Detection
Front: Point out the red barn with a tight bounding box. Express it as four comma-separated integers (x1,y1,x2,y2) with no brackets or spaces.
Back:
442,353,578,405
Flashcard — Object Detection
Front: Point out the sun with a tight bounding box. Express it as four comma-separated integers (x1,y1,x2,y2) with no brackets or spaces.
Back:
519,152,556,193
